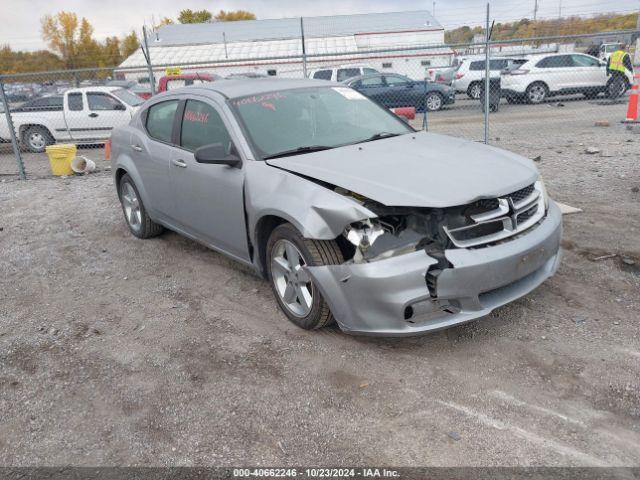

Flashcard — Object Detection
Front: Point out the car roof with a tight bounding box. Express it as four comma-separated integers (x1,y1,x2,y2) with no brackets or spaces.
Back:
68,86,121,93
174,77,339,99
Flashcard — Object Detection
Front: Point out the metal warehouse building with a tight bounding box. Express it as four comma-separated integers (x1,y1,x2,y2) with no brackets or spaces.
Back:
117,10,453,81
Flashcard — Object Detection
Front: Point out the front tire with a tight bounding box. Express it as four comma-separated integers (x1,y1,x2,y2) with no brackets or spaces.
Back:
118,174,164,239
266,223,343,330
606,75,627,99
22,126,53,153
526,82,549,104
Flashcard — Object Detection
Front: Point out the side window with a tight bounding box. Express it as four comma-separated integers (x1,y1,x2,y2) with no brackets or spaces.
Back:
360,76,384,87
469,61,484,71
67,93,83,111
537,55,572,68
385,75,410,86
87,92,124,111
336,68,361,82
363,67,378,74
572,54,599,67
180,100,231,153
313,70,332,80
146,100,179,143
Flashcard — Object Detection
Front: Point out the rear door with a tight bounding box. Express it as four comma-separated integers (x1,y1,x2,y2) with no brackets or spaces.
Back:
131,99,180,219
169,97,249,260
535,55,574,91
383,74,418,108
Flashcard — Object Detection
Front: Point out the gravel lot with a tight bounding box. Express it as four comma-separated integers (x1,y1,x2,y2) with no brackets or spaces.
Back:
0,97,639,467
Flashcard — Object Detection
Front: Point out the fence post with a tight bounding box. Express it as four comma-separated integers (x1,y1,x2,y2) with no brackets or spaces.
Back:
300,17,308,78
0,80,26,180
142,25,156,96
423,75,428,131
483,3,490,144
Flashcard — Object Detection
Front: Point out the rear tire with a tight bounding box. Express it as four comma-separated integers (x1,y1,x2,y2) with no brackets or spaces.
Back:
424,92,444,111
467,82,482,99
606,75,627,99
266,223,343,330
118,174,164,239
22,125,53,153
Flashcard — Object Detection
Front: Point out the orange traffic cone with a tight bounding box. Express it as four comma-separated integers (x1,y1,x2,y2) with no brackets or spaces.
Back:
624,74,640,123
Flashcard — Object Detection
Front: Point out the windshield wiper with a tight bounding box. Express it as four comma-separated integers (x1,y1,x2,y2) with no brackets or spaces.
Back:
263,145,334,160
354,132,402,144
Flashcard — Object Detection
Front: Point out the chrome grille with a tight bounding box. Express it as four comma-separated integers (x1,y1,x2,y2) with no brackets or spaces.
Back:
444,181,545,248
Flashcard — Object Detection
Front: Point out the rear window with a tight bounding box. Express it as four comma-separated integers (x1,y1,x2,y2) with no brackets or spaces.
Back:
469,59,511,71
67,93,83,111
146,100,179,143
336,68,361,82
313,70,332,80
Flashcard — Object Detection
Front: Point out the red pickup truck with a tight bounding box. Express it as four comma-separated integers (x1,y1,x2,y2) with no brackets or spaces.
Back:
158,74,218,92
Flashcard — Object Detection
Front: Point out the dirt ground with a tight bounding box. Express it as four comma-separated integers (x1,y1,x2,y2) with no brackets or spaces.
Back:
0,96,639,467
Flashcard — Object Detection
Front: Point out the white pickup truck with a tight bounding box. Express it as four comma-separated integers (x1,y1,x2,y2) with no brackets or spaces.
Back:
0,86,143,152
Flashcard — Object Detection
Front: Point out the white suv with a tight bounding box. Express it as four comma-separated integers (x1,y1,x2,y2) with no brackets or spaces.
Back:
309,65,378,82
500,53,632,104
453,57,526,99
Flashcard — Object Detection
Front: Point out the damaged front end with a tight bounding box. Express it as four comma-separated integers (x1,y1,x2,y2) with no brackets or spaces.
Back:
306,181,562,336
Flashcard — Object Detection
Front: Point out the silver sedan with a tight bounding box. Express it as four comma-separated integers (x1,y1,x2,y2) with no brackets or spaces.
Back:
110,78,561,336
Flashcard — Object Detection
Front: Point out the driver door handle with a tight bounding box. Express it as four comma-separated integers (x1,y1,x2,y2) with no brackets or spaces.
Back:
88,113,99,118
171,158,187,168
130,144,143,152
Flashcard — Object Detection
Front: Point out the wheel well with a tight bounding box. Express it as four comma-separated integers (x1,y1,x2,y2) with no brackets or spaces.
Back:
115,168,128,196
527,81,549,92
254,215,287,276
19,124,53,141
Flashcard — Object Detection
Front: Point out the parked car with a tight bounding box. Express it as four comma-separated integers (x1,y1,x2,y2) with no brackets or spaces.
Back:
454,57,527,99
0,86,143,152
598,42,622,61
110,78,561,336
343,73,455,111
309,65,378,82
500,53,632,104
156,74,220,94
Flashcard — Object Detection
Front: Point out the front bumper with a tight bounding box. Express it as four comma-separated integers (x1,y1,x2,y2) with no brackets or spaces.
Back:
307,201,563,336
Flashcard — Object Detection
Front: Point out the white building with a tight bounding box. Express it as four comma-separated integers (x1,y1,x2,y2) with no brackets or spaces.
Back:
117,10,453,82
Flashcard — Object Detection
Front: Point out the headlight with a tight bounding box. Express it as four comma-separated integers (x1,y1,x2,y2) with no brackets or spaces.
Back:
536,178,549,210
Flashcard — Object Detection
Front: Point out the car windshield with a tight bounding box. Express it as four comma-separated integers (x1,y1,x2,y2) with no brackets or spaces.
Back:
111,88,144,106
231,86,412,159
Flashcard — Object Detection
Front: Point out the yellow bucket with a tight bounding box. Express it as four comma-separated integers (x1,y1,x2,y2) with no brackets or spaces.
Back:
45,144,77,176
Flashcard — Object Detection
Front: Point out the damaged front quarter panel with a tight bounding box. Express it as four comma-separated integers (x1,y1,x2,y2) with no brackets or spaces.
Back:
243,160,377,254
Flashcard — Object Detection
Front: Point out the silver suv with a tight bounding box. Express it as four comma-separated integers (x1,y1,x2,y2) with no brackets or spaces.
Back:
111,78,562,336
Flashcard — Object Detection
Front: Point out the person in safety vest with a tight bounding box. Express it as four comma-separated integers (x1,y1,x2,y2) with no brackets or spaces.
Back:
606,44,633,99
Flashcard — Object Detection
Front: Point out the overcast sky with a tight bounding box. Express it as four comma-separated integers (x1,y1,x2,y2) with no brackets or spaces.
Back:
1,0,637,50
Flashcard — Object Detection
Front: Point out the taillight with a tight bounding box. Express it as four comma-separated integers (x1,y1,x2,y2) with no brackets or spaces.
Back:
509,69,530,75
436,74,444,82
105,138,111,161
455,73,464,80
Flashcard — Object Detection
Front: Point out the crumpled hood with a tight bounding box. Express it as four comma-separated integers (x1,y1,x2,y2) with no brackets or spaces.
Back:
266,131,539,208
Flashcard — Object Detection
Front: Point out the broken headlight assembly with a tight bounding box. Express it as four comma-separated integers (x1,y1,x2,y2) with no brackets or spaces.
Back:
536,178,549,210
343,212,450,264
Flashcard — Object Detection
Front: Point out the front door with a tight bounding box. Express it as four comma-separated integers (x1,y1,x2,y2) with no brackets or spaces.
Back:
170,98,249,261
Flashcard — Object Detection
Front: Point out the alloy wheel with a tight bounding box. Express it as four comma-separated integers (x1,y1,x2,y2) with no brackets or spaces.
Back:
470,84,481,99
121,182,142,233
528,84,546,103
426,93,443,111
270,239,313,317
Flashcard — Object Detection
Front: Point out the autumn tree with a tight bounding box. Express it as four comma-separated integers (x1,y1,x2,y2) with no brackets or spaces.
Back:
121,31,140,58
41,11,81,68
215,10,256,21
178,9,213,24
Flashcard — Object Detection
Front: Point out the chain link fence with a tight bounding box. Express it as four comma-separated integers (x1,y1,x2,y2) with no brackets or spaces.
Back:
1,24,638,179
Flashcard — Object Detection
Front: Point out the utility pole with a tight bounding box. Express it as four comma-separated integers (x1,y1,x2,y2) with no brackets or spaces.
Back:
533,0,538,22
558,0,562,18
433,1,436,17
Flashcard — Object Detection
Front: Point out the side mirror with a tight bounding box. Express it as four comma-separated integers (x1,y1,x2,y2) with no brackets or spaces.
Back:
194,142,242,168
114,103,126,111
